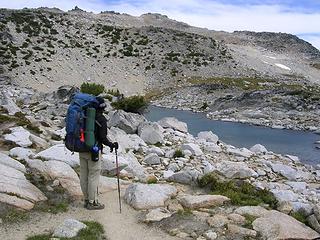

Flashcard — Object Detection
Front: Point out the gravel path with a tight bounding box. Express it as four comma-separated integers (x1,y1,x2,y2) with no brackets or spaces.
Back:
0,190,177,240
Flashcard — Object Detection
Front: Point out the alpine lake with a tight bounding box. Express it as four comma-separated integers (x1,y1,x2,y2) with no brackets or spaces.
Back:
143,105,320,166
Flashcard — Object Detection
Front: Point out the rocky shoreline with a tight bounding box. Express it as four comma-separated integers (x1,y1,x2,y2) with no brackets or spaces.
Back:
1,84,320,239
151,84,320,132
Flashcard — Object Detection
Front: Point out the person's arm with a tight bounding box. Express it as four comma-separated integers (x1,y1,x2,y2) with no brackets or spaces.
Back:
96,115,114,148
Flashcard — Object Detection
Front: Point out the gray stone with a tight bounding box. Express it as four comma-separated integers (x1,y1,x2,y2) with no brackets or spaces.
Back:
252,210,320,240
1,90,21,115
146,146,164,156
292,202,313,216
144,153,161,165
207,214,229,227
9,147,35,160
102,152,146,179
228,224,257,238
0,164,47,203
4,127,32,147
235,206,269,218
226,145,253,158
0,152,26,173
35,144,80,167
179,195,230,209
269,163,297,180
203,230,218,240
109,110,146,134
108,127,146,151
285,181,307,192
202,142,222,154
0,193,34,210
124,183,177,209
197,131,218,143
250,144,267,153
307,215,320,233
227,213,246,225
26,159,82,198
271,189,299,202
138,122,164,144
163,170,175,179
216,161,258,179
29,134,48,149
314,205,320,222
181,143,203,156
53,219,87,238
158,117,188,133
145,208,172,222
167,169,201,184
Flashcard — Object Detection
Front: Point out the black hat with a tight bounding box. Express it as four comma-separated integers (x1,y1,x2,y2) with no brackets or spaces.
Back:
96,97,106,109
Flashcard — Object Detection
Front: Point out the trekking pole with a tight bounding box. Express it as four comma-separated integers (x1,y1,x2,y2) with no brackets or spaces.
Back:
115,149,122,213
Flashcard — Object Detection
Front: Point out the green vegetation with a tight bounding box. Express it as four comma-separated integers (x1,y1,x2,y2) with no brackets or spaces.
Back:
80,82,105,96
200,102,209,110
1,209,29,223
198,173,277,208
146,176,158,184
188,77,273,91
26,221,105,240
111,95,148,113
0,112,42,134
290,211,308,225
173,149,184,158
177,208,193,216
35,198,69,214
242,214,257,229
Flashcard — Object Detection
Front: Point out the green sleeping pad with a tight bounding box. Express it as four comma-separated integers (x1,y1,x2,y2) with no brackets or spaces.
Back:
85,107,96,148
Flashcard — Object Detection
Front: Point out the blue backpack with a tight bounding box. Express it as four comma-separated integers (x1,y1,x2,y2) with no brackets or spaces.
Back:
65,93,99,152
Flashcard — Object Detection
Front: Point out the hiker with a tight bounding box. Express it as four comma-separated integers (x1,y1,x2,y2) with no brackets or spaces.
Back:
79,96,119,210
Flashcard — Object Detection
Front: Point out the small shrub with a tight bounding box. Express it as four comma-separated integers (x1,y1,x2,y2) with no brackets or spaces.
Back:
200,102,209,110
146,176,158,184
80,82,105,96
1,209,29,223
290,211,308,224
198,173,277,208
173,149,184,158
111,95,148,113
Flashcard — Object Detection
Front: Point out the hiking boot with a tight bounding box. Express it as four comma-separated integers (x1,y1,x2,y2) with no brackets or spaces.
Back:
84,199,89,208
86,201,105,210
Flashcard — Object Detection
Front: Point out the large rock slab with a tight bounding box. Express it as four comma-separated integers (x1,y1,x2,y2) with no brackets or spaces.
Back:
145,208,172,222
181,143,203,156
0,164,47,203
102,152,146,179
250,144,267,153
53,219,87,238
35,144,79,167
178,195,230,209
197,131,218,143
271,189,299,203
124,183,177,210
0,192,34,210
27,159,82,198
235,206,270,218
144,153,161,165
252,210,320,240
167,169,201,184
216,161,258,179
269,163,297,180
0,152,26,173
108,110,146,134
158,117,188,133
98,176,130,193
226,145,253,158
4,127,32,147
9,147,35,160
138,122,164,144
108,127,146,151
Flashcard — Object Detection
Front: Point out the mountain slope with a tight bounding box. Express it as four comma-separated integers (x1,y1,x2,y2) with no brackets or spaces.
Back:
0,7,319,95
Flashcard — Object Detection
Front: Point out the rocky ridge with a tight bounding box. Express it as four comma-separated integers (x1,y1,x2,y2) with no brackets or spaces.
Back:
0,84,320,239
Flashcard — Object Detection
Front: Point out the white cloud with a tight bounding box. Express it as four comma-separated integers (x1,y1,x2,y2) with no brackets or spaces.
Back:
1,0,320,49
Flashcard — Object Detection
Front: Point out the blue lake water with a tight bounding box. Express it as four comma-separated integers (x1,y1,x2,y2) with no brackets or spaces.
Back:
143,106,320,166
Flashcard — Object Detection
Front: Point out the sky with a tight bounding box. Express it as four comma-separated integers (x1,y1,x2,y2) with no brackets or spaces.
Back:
1,0,320,50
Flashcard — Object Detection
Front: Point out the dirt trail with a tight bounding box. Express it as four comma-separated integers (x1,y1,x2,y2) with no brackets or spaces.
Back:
0,190,178,240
